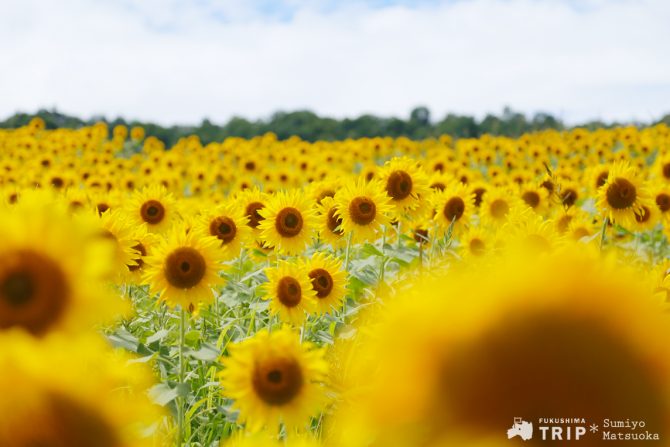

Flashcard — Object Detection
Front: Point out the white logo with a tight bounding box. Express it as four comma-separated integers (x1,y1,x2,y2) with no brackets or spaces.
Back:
508,417,533,441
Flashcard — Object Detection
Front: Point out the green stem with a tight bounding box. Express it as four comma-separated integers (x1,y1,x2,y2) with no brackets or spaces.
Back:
177,308,187,446
600,216,609,250
343,232,353,271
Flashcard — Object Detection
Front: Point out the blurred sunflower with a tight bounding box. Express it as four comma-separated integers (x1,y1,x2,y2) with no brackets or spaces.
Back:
219,328,328,432
143,226,223,313
258,190,317,255
262,261,316,325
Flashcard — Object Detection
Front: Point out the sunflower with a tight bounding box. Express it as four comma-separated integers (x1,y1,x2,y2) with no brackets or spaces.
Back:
219,328,328,432
0,332,165,447
378,157,430,218
653,186,670,221
333,178,393,244
479,187,520,226
331,249,670,446
431,182,475,235
143,226,223,313
302,253,348,315
126,185,178,233
198,201,251,260
458,226,493,259
518,183,549,215
95,209,142,280
0,191,122,337
316,196,346,249
123,229,157,286
596,162,651,228
258,190,317,255
262,261,317,325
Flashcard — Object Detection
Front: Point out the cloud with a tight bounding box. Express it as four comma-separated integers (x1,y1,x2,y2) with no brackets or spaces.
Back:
1,0,669,125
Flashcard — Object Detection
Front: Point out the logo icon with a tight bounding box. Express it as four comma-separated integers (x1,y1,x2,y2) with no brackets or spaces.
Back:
508,417,533,441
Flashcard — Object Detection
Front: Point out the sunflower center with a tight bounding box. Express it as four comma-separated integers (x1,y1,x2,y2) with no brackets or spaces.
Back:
606,178,637,209
277,277,302,307
656,193,670,212
469,238,485,256
164,247,206,289
386,170,413,200
0,250,69,336
140,200,165,225
473,187,486,207
521,191,540,208
252,357,304,406
414,228,429,243
596,171,609,188
128,242,147,272
430,182,446,191
27,392,121,447
443,197,465,222
275,207,304,237
561,189,578,207
635,206,651,224
326,207,344,235
663,163,670,179
349,197,377,225
246,202,265,229
209,216,237,244
309,268,334,298
540,180,554,193
490,199,509,219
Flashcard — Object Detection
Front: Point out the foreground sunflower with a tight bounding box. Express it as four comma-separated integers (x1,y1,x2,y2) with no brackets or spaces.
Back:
596,162,651,228
126,185,178,233
302,253,348,315
262,261,317,325
219,328,328,432
0,332,164,446
329,249,670,447
0,191,122,337
333,178,393,244
258,190,317,255
143,227,223,313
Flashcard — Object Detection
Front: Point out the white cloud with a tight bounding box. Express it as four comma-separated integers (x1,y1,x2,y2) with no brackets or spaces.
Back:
1,0,669,125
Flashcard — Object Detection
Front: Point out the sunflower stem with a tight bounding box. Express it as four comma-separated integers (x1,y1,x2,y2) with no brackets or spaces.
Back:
343,231,353,271
378,227,386,290
177,308,187,446
600,216,609,250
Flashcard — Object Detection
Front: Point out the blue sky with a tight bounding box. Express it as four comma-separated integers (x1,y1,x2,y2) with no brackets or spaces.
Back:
1,0,669,125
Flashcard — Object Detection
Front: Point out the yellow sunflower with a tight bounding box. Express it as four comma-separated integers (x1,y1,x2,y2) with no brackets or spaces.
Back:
431,182,475,235
0,332,165,447
457,226,493,259
302,253,348,315
316,196,346,249
219,328,328,432
95,209,142,280
262,261,317,325
258,190,317,255
596,162,651,228
126,184,178,233
334,178,393,244
198,201,251,260
378,157,430,218
0,191,123,337
479,187,521,227
143,226,223,313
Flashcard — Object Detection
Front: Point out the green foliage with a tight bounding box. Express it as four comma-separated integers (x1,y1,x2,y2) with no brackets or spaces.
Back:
1,106,662,148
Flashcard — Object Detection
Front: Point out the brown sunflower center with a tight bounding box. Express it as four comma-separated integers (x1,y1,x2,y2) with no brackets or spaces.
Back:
164,247,206,289
245,202,265,229
596,171,609,188
635,206,651,224
140,199,165,225
663,163,670,179
209,216,237,244
414,228,429,244
25,392,121,447
275,207,304,237
521,191,540,208
561,189,578,207
490,199,509,219
326,207,344,235
656,193,670,212
252,357,304,406
128,242,147,272
430,182,446,191
606,178,637,210
469,238,485,256
309,268,333,298
540,180,554,193
0,250,69,336
277,276,302,307
472,187,486,207
317,190,335,204
349,197,376,225
386,170,413,201
443,197,465,222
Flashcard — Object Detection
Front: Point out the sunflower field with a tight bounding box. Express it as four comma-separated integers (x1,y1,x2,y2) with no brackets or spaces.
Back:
2,117,670,446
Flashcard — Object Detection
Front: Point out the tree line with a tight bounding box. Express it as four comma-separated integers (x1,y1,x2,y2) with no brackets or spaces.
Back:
2,107,669,147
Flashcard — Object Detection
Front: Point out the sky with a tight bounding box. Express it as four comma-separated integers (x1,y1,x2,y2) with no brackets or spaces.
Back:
1,0,669,126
